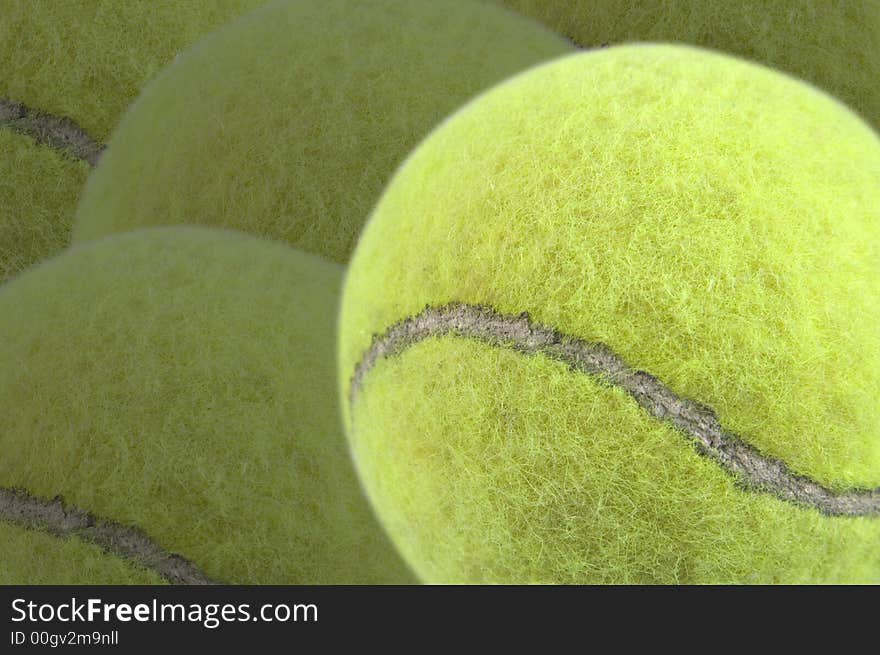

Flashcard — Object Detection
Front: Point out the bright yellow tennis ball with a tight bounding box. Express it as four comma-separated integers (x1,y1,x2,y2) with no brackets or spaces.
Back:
339,45,880,584
497,0,880,130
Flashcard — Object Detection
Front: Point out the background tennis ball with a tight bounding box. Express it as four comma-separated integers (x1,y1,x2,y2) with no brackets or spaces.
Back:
339,45,880,584
0,0,264,282
0,130,89,284
494,0,880,131
0,226,414,584
71,0,574,264
1,521,165,585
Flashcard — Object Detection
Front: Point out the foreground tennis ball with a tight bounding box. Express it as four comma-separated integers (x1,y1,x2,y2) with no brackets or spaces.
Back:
0,0,263,282
72,0,573,263
497,0,880,131
0,226,414,584
339,45,880,584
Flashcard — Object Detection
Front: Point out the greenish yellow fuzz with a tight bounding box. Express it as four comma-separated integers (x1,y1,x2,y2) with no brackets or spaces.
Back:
356,339,880,584
0,131,88,282
0,0,262,281
340,45,880,583
497,0,880,131
72,0,573,263
0,523,164,585
0,0,263,140
0,227,414,584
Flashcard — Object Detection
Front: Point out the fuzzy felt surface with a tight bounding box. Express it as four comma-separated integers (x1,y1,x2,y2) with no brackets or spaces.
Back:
0,130,88,282
0,226,414,584
0,522,164,585
496,0,880,132
0,0,263,140
340,45,880,583
354,338,880,584
71,0,573,263
0,0,262,281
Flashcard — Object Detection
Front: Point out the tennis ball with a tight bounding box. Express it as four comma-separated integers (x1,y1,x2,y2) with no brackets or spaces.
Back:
495,0,880,131
0,0,263,282
339,45,880,584
0,130,89,283
1,521,164,585
0,226,414,584
71,0,574,263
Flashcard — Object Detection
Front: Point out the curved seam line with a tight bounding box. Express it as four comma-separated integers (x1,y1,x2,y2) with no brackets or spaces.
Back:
348,302,880,518
0,487,218,584
0,98,105,166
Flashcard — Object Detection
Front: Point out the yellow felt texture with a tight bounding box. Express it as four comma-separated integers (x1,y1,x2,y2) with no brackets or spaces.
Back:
340,45,880,583
0,226,414,584
0,523,164,585
0,0,263,281
72,0,573,263
353,338,880,584
0,131,88,282
496,0,880,131
0,0,264,140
